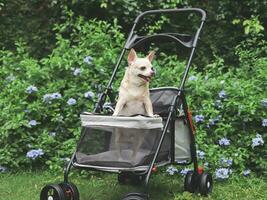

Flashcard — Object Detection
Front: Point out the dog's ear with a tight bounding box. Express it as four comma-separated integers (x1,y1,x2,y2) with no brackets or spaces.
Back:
146,51,155,62
128,49,137,65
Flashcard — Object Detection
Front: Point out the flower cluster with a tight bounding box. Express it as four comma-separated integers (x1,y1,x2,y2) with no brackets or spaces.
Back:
166,166,178,175
26,149,44,160
180,168,191,176
207,116,221,128
194,114,204,123
28,120,37,127
218,137,230,146
251,134,264,148
67,98,77,105
43,92,62,103
84,56,93,64
73,68,82,76
0,165,7,173
84,91,95,99
197,150,205,160
218,90,227,99
262,119,267,127
26,85,38,94
220,158,233,167
215,168,231,179
243,169,251,176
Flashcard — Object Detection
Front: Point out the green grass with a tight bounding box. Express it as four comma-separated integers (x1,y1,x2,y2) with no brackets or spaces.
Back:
0,170,266,200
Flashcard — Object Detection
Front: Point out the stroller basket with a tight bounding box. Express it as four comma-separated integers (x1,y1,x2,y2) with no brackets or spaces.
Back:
75,114,170,171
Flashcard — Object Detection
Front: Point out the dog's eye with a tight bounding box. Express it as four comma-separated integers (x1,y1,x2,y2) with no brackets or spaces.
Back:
140,66,146,71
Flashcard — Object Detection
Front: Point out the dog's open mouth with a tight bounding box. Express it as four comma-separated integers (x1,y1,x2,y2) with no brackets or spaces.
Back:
138,74,152,82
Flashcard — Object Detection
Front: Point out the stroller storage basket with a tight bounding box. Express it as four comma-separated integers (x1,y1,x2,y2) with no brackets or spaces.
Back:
75,114,170,170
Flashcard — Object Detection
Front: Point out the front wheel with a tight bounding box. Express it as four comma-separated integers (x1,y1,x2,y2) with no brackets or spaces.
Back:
40,184,65,200
59,182,79,200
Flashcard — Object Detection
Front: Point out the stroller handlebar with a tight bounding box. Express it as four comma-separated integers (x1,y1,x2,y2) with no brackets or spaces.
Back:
134,8,206,24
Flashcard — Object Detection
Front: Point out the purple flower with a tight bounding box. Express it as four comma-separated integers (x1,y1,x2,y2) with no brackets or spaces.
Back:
215,168,231,179
73,68,82,76
26,149,44,160
84,91,95,99
84,56,93,64
243,169,251,176
166,166,178,175
51,92,62,99
43,92,62,103
0,165,7,173
194,115,204,123
218,90,227,99
28,120,37,127
261,99,267,107
188,75,197,81
220,158,233,167
251,134,264,148
218,137,230,146
197,150,205,159
26,85,38,94
67,98,77,105
180,168,191,176
262,119,267,127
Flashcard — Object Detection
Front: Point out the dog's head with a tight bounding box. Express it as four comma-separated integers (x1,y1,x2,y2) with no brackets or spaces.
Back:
127,49,155,83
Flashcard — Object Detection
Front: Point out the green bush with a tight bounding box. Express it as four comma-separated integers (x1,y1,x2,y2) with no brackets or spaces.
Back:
0,14,124,171
0,13,266,179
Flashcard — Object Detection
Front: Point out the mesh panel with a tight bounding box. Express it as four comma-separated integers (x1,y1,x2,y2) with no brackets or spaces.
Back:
76,126,170,168
150,87,179,116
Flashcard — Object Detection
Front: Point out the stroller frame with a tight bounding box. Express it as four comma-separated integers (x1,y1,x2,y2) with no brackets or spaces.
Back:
63,8,208,199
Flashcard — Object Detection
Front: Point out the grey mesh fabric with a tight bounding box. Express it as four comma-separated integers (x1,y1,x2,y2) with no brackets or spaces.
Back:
76,114,169,168
174,118,191,162
150,87,179,116
75,87,192,170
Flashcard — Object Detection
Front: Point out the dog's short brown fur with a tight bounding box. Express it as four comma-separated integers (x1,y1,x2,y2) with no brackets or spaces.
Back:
113,48,155,117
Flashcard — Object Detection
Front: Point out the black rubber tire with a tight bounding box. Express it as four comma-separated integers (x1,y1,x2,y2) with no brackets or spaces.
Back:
184,171,198,193
122,193,148,200
59,182,80,200
40,184,65,200
199,172,213,196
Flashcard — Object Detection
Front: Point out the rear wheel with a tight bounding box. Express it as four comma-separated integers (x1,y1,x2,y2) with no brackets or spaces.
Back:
40,184,65,200
184,171,198,193
198,172,213,196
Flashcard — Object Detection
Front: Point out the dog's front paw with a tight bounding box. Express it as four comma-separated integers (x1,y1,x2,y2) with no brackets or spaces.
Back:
153,114,160,118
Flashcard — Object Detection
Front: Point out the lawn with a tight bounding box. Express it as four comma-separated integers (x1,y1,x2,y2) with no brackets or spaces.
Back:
0,169,266,200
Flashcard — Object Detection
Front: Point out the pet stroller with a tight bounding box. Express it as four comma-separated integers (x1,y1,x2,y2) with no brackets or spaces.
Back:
40,8,212,200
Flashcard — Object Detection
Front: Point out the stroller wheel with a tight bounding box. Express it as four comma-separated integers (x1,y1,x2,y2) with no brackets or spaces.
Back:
198,172,213,196
122,192,148,200
40,184,65,200
59,182,80,200
184,171,198,193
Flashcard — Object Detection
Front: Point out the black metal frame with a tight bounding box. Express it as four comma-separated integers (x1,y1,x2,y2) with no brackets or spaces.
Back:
63,7,206,191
